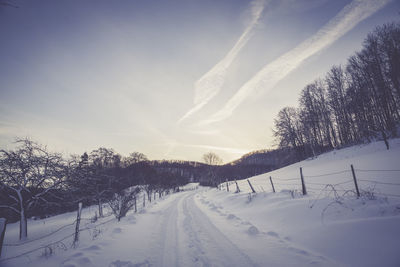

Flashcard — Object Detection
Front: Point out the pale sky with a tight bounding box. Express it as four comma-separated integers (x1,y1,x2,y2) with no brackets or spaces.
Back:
0,0,399,162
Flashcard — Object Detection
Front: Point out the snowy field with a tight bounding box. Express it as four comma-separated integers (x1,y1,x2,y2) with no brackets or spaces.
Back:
1,139,400,266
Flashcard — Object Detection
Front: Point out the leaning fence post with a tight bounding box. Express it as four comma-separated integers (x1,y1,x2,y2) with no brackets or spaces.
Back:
300,167,307,195
134,196,137,213
269,176,276,193
247,179,256,193
351,164,360,198
235,180,240,193
143,193,146,208
73,202,82,246
0,218,6,258
226,179,230,192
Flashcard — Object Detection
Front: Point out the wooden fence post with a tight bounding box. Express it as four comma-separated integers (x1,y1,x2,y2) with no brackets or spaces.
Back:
247,179,256,193
351,164,360,198
300,167,307,195
134,196,137,213
226,179,229,192
143,193,146,208
235,180,240,193
0,218,6,258
73,202,82,245
269,176,276,193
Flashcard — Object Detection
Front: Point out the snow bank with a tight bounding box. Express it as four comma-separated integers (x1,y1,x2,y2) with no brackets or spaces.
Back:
204,139,400,266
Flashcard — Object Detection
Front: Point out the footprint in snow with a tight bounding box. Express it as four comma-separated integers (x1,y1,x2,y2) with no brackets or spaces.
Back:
83,245,102,251
209,204,218,211
72,256,92,266
288,247,310,256
62,252,91,267
247,225,259,235
284,236,292,241
112,227,122,234
227,214,237,220
266,231,279,238
127,217,136,224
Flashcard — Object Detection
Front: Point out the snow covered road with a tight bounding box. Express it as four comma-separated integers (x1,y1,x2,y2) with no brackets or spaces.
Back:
105,189,337,267
144,190,257,267
3,188,339,267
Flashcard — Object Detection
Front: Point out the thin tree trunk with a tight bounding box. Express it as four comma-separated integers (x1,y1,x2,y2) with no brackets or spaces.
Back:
17,189,27,240
19,208,27,240
98,199,103,217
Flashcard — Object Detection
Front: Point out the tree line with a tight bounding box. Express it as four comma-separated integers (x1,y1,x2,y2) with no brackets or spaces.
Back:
273,22,400,160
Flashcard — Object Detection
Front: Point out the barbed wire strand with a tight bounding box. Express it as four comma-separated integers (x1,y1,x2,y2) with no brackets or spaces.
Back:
0,217,116,262
3,210,114,247
272,177,299,181
358,179,400,186
356,169,400,172
304,170,350,178
374,192,400,198
3,220,77,246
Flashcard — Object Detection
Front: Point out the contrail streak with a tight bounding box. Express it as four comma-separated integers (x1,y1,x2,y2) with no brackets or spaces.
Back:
200,0,391,125
178,0,267,123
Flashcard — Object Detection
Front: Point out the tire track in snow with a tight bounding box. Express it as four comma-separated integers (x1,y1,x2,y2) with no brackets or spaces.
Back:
151,195,182,267
182,192,257,267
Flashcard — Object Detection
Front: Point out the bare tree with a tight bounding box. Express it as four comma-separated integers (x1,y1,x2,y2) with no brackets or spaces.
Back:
202,152,222,187
273,107,305,160
108,187,141,221
0,138,65,240
123,152,148,167
203,152,223,166
86,148,120,217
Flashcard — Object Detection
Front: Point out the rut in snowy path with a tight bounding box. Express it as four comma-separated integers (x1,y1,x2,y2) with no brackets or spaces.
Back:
146,189,336,267
149,191,256,267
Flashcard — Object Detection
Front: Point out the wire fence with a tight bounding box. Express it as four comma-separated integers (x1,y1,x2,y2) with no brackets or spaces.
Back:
2,211,115,247
0,190,162,262
0,216,116,262
222,165,400,199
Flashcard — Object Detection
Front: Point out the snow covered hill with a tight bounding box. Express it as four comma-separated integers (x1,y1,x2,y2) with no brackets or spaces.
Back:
1,139,399,266
229,138,400,198
210,138,400,266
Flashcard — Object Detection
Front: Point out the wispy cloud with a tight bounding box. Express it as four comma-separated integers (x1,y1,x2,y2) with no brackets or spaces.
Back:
180,144,250,155
200,0,392,125
178,0,267,123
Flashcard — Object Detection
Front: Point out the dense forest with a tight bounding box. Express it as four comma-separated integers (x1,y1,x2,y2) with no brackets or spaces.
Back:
273,22,400,159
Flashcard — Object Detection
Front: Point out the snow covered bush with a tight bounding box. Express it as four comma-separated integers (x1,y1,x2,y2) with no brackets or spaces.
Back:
108,187,141,221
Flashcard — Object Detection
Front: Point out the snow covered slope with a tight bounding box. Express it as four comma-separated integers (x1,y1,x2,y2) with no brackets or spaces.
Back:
228,139,400,198
207,138,400,266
